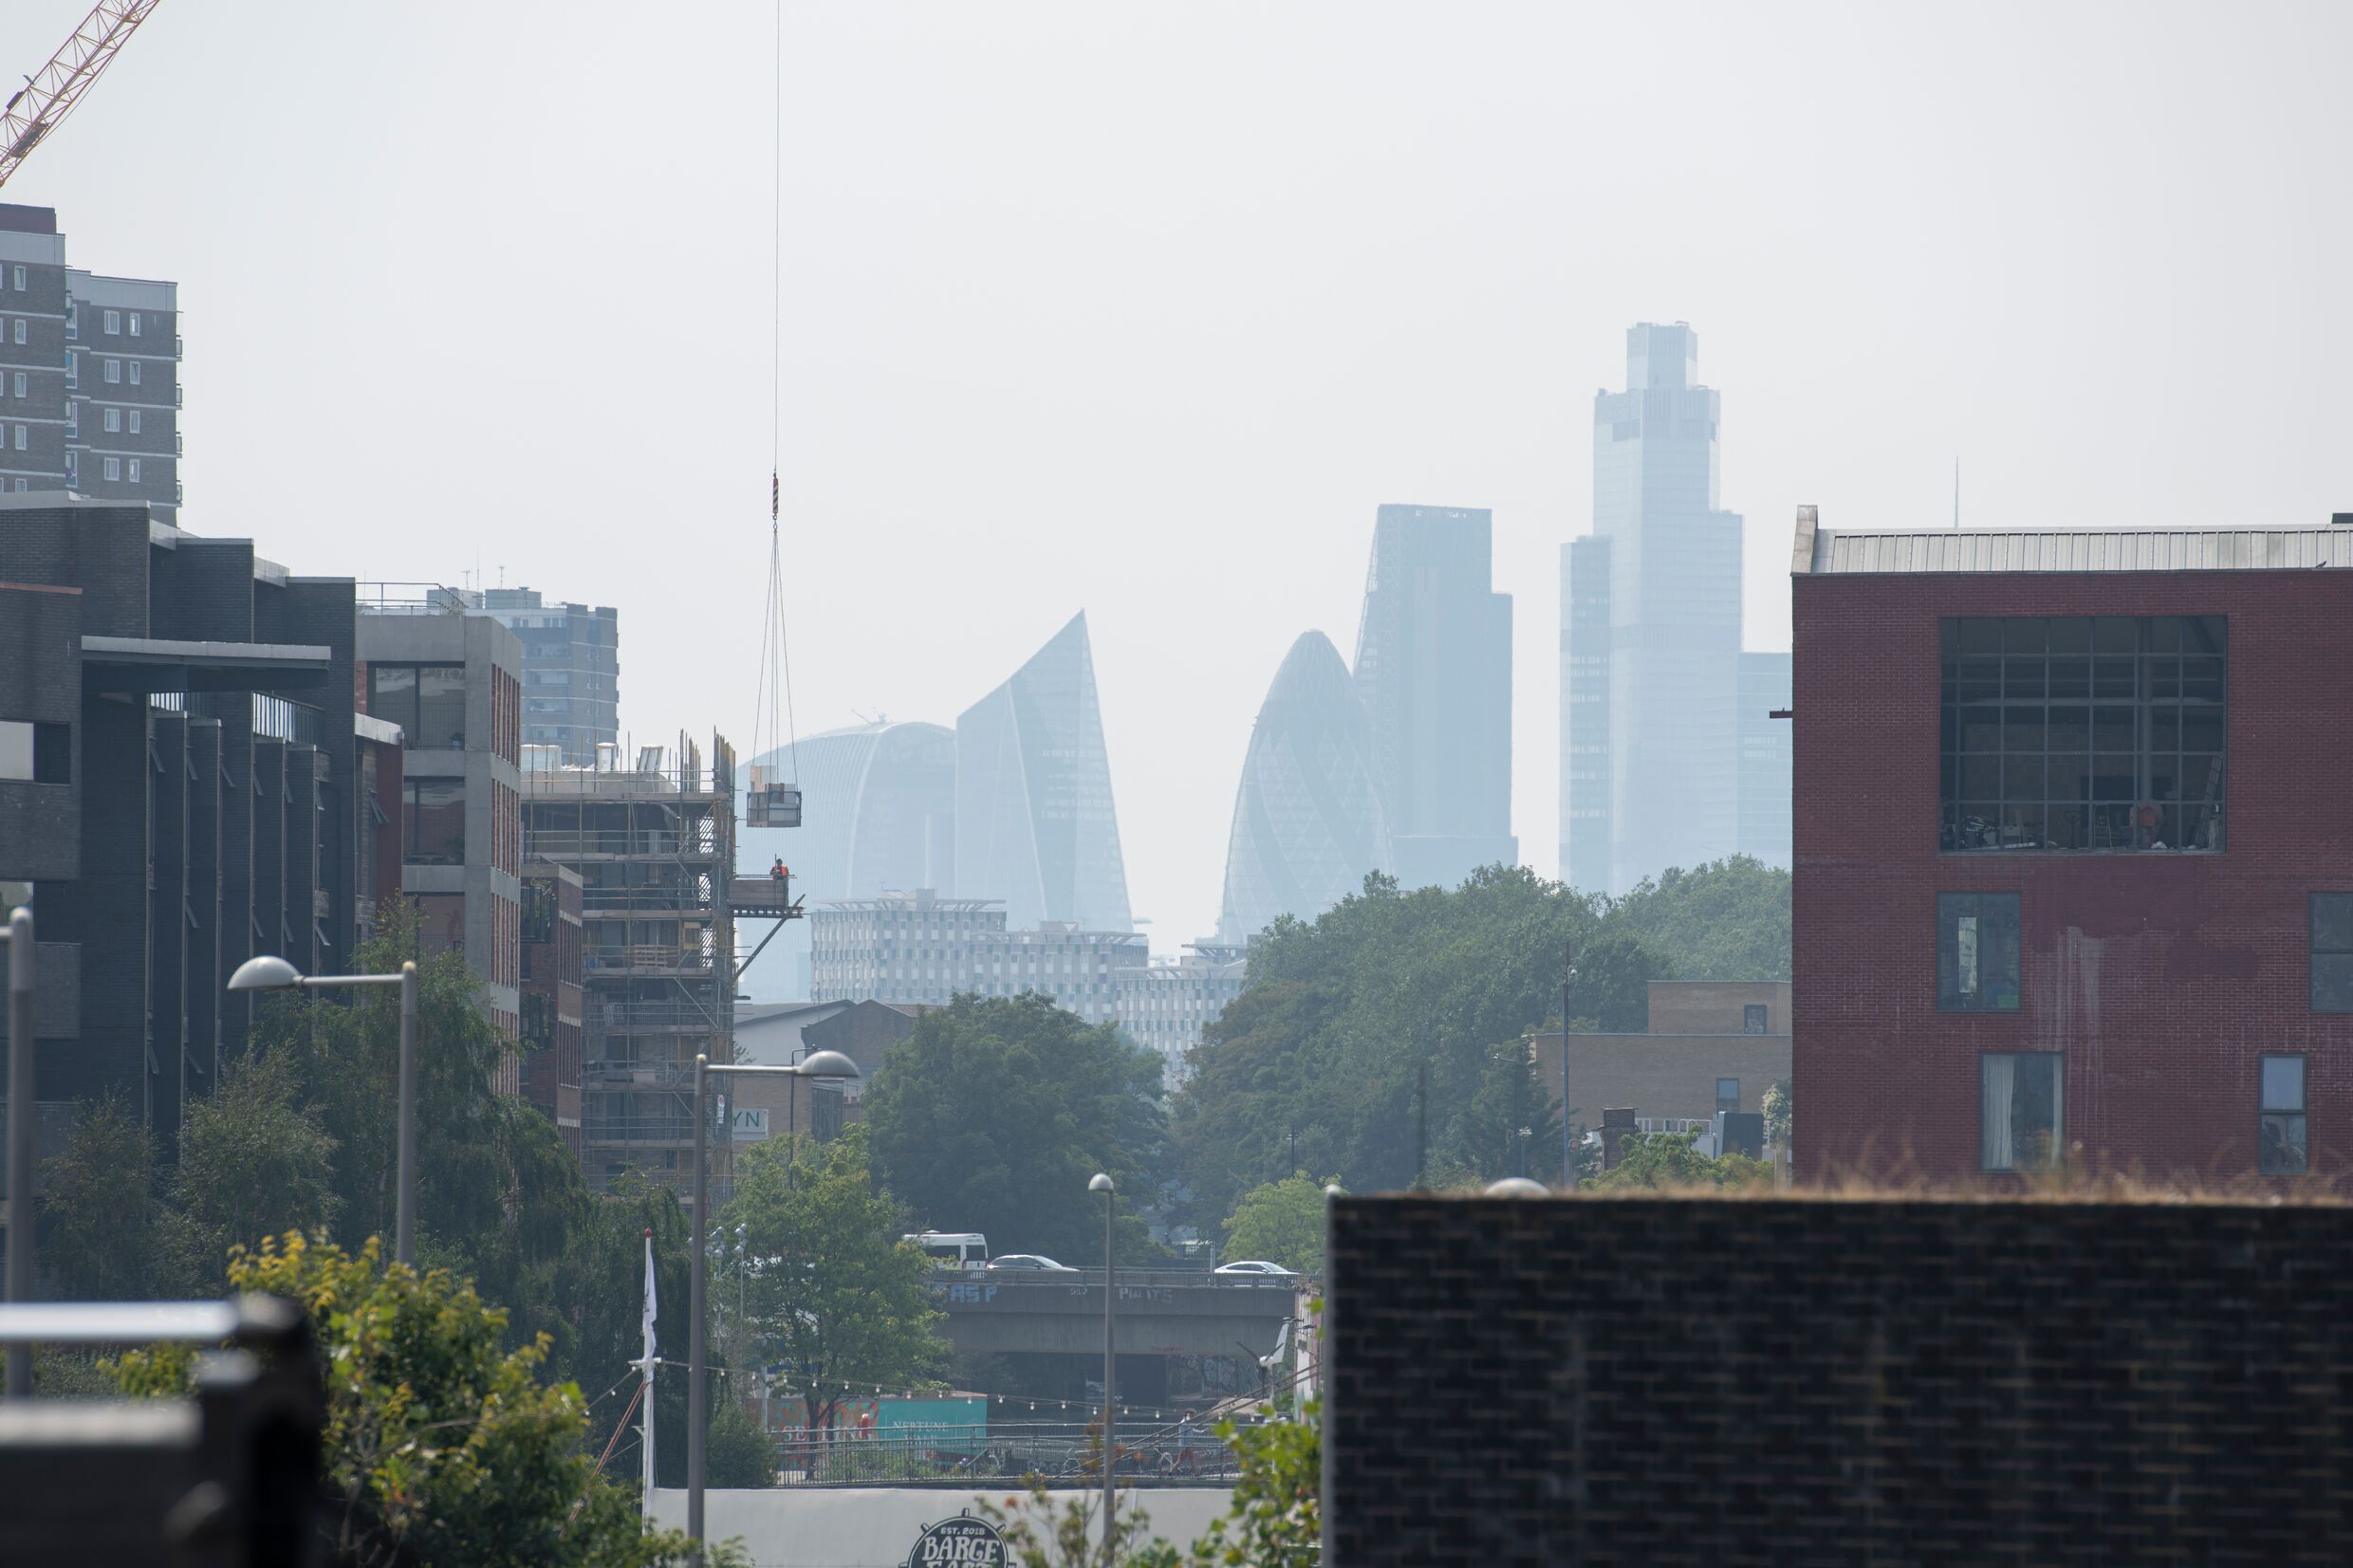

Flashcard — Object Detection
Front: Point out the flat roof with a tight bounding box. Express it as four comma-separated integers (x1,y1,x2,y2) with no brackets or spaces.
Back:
1791,505,2353,576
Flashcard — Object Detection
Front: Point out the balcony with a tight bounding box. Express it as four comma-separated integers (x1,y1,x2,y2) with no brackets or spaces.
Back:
594,1001,719,1032
584,945,713,977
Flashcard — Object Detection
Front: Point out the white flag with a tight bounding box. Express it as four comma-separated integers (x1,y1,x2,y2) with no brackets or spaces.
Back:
642,1231,658,1363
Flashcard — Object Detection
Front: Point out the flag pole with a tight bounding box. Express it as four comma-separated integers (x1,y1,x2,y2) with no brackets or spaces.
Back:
642,1227,658,1522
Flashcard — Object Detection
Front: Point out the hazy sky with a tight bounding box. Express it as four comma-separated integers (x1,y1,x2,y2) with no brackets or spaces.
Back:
10,3,2351,944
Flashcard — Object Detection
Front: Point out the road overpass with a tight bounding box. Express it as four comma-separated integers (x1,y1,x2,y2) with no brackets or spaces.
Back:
931,1270,1296,1359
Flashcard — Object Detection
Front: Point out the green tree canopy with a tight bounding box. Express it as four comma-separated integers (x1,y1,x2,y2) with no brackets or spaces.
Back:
109,1233,718,1568
720,1128,949,1436
1588,1128,1773,1191
862,993,1167,1262
1220,1173,1337,1273
1608,856,1792,982
38,1092,157,1300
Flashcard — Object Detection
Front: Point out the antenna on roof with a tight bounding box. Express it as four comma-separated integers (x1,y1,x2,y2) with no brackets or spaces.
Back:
1953,457,1960,530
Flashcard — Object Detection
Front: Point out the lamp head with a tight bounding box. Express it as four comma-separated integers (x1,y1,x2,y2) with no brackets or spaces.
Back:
227,954,304,993
1483,1176,1549,1198
796,1049,861,1080
1088,1172,1115,1195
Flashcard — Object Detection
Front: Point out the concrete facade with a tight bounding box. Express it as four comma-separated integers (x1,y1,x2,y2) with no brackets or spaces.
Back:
357,610,524,1038
1792,508,2353,1181
810,892,1146,1025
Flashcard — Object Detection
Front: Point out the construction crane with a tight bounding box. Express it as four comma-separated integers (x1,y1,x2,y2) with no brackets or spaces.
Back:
0,1,164,192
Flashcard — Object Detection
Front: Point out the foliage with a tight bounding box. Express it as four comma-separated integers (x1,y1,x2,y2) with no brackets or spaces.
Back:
1587,1128,1774,1191
1220,1174,1337,1273
157,1051,341,1290
1609,857,1792,982
862,993,1168,1262
1184,1403,1321,1567
1173,860,1791,1221
704,1390,777,1488
38,1091,158,1300
979,1480,1176,1568
720,1127,949,1437
108,1232,718,1568
1762,1077,1793,1152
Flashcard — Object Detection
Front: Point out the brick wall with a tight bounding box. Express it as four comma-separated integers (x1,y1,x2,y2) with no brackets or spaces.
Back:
1326,1192,2353,1565
1794,569,2353,1180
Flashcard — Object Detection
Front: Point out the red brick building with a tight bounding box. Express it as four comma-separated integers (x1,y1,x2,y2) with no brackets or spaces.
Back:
1792,507,2353,1181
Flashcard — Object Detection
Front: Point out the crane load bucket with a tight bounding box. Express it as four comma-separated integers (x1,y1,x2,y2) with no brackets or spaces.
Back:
748,784,803,829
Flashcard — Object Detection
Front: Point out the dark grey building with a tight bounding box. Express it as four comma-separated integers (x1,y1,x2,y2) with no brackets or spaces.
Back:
1353,505,1516,892
0,497,380,1145
472,588,619,766
0,204,182,525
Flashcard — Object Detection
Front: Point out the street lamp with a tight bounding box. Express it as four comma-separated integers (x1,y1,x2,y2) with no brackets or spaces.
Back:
1089,1171,1117,1556
688,1049,858,1558
228,955,418,1266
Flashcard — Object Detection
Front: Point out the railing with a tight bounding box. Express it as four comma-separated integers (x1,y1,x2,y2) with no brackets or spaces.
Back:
585,946,713,974
147,692,326,748
927,1267,1305,1293
766,1421,1246,1488
581,883,710,913
582,1115,693,1146
527,831,713,858
595,1002,718,1031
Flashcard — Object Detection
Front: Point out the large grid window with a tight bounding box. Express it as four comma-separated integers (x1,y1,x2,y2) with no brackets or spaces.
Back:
2314,895,2353,1012
1981,1052,2064,1172
370,664,470,751
1941,616,2225,853
1937,893,2021,1012
2260,1056,2307,1175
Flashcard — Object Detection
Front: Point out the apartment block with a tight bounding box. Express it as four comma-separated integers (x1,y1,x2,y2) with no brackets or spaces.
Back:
810,891,1145,1025
472,588,619,766
0,205,182,523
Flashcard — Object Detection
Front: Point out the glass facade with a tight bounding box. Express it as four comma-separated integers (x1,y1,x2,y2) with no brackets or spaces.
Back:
1218,631,1390,944
369,662,470,751
1940,617,2226,853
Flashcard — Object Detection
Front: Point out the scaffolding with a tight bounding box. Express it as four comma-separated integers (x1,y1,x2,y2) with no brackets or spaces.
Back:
522,733,737,1190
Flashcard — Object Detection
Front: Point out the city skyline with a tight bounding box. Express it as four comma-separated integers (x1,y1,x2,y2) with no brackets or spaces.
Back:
8,4,2346,945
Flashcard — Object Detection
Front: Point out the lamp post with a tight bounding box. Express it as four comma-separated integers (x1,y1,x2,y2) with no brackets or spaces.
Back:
1089,1171,1117,1556
229,954,417,1264
688,1049,859,1559
4,904,35,1398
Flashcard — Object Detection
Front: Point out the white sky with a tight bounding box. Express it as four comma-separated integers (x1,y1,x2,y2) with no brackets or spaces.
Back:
9,2,2351,945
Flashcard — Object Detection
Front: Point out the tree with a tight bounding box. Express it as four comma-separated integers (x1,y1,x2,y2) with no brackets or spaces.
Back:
1566,932,1669,1033
108,1232,720,1568
862,993,1167,1262
1458,1039,1565,1186
704,1391,776,1488
1762,1077,1792,1153
1220,1174,1335,1273
1587,1128,1772,1191
1607,857,1791,982
157,1051,341,1292
38,1091,158,1300
722,1128,949,1440
980,1481,1178,1568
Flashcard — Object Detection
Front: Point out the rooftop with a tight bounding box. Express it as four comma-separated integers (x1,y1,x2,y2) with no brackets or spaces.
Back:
1791,505,2353,576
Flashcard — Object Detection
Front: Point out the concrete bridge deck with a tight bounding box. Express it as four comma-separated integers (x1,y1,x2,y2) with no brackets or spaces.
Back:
930,1271,1298,1358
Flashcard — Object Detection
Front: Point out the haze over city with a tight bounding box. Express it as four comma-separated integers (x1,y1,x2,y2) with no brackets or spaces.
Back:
5,2,2346,943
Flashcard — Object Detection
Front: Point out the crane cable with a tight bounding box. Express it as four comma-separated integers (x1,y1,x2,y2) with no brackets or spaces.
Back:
751,0,800,793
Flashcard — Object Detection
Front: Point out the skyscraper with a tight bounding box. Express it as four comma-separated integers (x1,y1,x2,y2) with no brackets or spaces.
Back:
737,719,956,999
1353,505,1516,892
1218,631,1391,944
1737,651,1792,869
1561,323,1746,894
955,613,1133,932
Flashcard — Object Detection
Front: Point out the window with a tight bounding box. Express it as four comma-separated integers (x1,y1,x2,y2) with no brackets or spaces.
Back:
0,720,69,783
128,313,140,337
64,354,74,388
64,303,74,339
1715,1078,1740,1115
1980,1053,2063,1171
128,360,139,385
127,459,139,484
63,452,75,485
103,407,119,433
63,408,74,437
2260,1056,2307,1175
9,267,20,290
369,663,469,750
1941,616,2225,853
2311,895,2353,1011
9,319,21,345
1742,1004,1769,1035
102,309,119,334
10,425,21,451
103,359,119,383
127,409,139,434
102,455,119,481
9,480,21,493
9,373,21,398
404,779,467,864
1937,892,2021,1011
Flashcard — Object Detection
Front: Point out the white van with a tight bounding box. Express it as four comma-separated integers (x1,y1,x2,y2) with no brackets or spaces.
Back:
905,1231,989,1271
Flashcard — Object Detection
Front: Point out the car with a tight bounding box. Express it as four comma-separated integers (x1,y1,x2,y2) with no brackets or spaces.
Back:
984,1253,1077,1273
1213,1260,1299,1285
